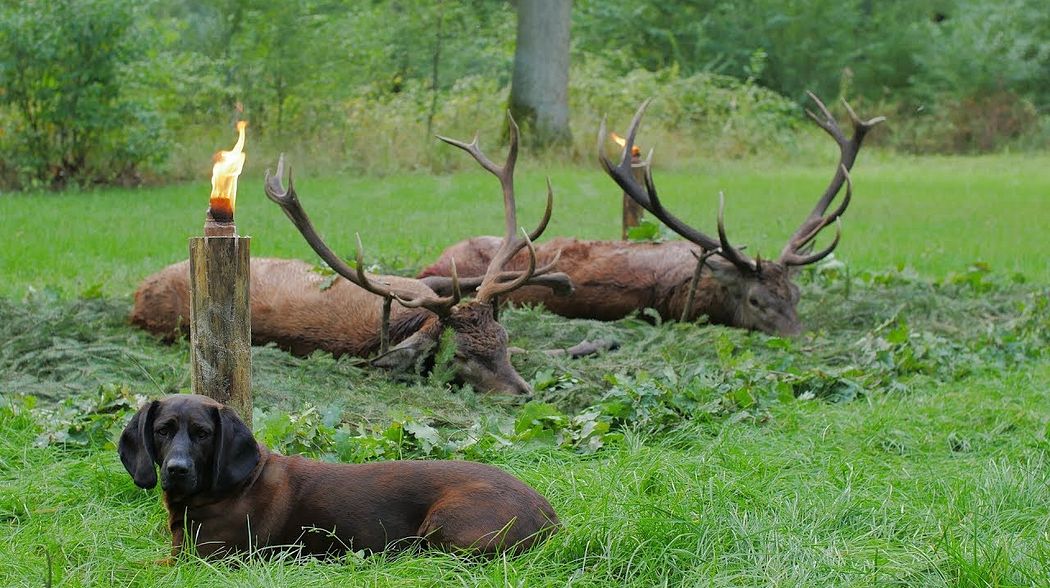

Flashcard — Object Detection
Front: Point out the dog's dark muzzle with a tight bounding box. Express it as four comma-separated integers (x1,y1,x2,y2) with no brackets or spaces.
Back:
161,455,198,492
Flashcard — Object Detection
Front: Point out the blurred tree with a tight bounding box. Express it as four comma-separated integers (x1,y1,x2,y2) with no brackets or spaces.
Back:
509,0,572,147
0,0,167,188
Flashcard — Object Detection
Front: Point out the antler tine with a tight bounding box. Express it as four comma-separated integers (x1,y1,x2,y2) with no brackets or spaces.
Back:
353,233,399,300
780,93,883,265
436,111,519,239
597,101,654,210
600,100,756,271
716,192,757,271
528,178,554,241
781,168,851,266
264,155,459,316
535,247,562,275
792,165,852,252
354,233,462,311
804,91,847,143
783,219,842,267
440,113,552,304
469,247,562,288
476,228,538,302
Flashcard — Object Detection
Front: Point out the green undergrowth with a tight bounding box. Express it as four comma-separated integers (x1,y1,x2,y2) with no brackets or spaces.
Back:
1,263,1049,585
2,263,1047,457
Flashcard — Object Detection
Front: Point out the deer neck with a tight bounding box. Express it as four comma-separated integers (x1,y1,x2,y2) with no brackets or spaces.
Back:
383,310,441,352
669,268,741,326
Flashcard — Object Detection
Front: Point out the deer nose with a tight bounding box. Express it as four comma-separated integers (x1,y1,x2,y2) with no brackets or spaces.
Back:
165,458,191,478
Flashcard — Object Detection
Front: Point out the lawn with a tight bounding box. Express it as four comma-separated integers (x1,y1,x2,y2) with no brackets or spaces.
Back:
0,153,1048,586
0,152,1047,299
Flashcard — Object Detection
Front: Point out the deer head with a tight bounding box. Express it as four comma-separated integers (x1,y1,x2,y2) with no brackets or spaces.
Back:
600,93,885,336
264,114,554,394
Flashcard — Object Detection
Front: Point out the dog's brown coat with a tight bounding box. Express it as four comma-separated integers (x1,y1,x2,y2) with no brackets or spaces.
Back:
118,395,558,558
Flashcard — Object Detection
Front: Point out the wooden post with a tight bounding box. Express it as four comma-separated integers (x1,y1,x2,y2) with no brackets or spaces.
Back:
621,149,647,240
190,217,252,427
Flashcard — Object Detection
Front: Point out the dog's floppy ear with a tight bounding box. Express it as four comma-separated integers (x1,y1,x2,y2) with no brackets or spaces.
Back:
212,406,260,493
118,400,160,489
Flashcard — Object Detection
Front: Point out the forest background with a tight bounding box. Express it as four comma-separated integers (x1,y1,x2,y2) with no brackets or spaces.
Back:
1,0,1048,191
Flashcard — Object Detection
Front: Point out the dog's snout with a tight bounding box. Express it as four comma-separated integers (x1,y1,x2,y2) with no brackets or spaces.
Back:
165,458,191,478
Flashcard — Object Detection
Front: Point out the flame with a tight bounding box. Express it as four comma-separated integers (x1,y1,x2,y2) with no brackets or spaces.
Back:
209,120,247,222
610,132,641,157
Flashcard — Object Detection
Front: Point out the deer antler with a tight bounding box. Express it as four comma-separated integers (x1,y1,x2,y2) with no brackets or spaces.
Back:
778,92,885,266
598,100,756,273
436,112,552,304
264,154,461,316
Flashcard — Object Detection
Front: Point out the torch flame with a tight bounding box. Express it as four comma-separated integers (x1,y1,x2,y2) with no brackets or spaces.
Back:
610,132,641,157
209,121,247,222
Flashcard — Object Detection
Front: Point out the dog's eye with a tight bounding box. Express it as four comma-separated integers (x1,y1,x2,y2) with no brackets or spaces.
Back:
156,424,172,438
194,429,211,440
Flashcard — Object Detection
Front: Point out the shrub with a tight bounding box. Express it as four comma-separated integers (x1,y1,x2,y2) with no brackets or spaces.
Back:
0,0,168,189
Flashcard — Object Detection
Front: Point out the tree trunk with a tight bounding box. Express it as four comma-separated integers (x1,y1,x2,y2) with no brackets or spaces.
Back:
509,0,572,148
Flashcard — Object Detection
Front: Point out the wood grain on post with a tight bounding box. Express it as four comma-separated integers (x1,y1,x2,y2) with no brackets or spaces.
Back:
189,233,252,427
620,153,647,240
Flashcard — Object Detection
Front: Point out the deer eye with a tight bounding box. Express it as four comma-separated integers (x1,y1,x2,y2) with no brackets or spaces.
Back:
748,296,760,307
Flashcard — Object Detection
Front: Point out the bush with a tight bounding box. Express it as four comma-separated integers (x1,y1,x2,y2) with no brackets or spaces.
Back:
0,0,168,189
880,91,1043,154
569,55,801,161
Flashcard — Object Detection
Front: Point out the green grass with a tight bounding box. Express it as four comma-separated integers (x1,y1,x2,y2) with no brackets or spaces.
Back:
2,359,1049,585
0,151,1047,299
0,153,1049,586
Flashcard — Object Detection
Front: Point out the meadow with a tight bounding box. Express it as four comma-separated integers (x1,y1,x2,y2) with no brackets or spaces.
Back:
0,152,1048,586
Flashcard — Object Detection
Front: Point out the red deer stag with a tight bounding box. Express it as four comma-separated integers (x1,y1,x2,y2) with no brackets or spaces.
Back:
419,94,884,335
131,116,568,394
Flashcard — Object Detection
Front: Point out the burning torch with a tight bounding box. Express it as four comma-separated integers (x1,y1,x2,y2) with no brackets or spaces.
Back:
189,121,252,426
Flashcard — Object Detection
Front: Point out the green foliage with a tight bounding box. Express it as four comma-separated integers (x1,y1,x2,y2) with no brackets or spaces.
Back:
624,219,676,243
574,0,1050,154
910,0,1050,104
3,0,1047,190
24,383,142,448
0,0,168,189
0,289,189,402
573,56,801,159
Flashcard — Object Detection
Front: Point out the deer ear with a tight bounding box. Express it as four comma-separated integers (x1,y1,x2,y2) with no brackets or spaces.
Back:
704,258,740,281
371,330,436,373
118,400,160,489
211,407,260,493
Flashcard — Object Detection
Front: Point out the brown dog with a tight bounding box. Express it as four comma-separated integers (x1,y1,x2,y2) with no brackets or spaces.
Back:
118,394,558,558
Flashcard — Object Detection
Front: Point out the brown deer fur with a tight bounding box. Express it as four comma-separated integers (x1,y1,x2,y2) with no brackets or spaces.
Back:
131,257,531,394
418,236,801,335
